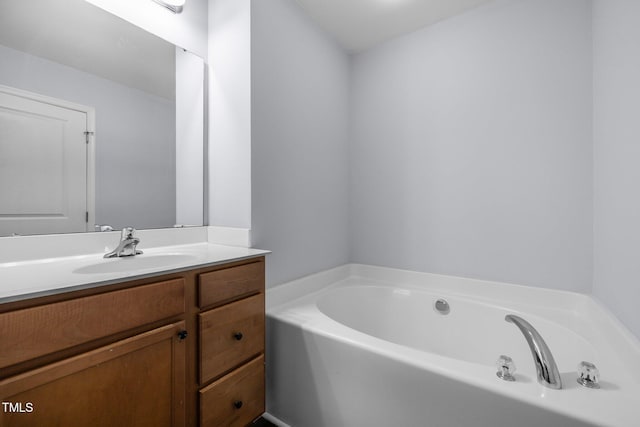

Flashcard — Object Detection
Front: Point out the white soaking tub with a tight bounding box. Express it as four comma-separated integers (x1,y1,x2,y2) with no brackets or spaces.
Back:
266,264,640,427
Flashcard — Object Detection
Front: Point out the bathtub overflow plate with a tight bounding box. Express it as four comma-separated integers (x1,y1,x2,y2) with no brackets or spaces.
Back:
434,299,450,315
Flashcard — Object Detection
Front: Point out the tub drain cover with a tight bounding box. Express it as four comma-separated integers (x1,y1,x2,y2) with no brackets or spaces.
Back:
434,299,450,315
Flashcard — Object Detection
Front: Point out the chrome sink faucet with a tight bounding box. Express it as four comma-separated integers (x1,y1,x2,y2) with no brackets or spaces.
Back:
505,314,562,389
104,227,143,258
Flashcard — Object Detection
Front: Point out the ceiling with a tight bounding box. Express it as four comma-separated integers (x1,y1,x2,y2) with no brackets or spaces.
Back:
293,0,496,52
0,0,496,95
0,0,174,99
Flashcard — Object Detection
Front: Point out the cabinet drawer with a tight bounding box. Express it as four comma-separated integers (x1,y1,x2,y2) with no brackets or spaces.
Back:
198,261,264,309
0,279,185,369
199,293,264,384
200,355,265,427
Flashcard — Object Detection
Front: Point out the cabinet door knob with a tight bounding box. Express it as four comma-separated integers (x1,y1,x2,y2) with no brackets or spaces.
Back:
233,400,243,409
177,330,188,341
233,332,244,341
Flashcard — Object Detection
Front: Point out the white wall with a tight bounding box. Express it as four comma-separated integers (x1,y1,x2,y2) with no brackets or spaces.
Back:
86,0,208,58
176,48,205,226
0,44,176,230
350,0,593,292
208,0,253,229
593,0,640,338
250,0,351,286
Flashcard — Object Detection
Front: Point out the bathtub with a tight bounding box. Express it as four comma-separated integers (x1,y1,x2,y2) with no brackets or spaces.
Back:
266,264,640,427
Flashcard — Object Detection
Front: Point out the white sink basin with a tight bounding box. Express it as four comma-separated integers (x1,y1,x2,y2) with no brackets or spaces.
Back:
73,253,198,274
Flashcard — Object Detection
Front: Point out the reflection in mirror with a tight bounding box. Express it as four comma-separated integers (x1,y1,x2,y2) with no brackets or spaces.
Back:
0,0,205,237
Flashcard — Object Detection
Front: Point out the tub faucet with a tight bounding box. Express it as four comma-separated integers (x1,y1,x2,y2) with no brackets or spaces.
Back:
505,314,562,390
104,227,143,258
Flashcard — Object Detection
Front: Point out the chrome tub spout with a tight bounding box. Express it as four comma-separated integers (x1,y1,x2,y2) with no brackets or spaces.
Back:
505,314,562,390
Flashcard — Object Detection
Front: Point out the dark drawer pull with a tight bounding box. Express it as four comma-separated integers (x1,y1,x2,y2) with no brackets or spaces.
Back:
233,400,243,409
233,332,244,341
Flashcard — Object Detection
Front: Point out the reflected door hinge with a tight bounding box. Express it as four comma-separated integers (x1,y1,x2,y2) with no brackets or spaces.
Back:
84,131,94,144
86,211,89,223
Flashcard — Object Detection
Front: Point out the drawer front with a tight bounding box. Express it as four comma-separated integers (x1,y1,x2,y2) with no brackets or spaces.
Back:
200,355,265,427
198,260,264,309
199,293,264,384
0,279,185,369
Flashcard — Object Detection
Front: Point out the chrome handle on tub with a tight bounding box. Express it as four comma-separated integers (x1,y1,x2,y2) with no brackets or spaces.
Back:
577,361,600,389
496,355,516,382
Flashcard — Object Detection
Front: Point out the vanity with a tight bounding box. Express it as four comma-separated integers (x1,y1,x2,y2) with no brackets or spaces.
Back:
0,0,266,424
0,241,268,427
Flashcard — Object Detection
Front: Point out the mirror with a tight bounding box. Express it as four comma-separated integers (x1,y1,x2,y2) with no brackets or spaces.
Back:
0,0,205,237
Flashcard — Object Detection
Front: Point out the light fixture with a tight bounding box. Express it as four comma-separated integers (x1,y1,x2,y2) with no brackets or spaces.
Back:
151,0,185,14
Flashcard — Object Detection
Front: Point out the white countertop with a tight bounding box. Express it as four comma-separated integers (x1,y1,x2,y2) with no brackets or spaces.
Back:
0,242,269,304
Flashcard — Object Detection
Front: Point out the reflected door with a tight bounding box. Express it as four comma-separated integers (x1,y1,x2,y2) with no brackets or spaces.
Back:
0,86,91,236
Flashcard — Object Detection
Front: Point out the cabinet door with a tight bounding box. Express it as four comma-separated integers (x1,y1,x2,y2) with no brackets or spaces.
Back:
0,322,186,427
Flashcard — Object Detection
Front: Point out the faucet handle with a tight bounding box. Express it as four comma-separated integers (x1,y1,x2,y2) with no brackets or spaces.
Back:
496,355,516,382
577,361,600,389
121,227,136,239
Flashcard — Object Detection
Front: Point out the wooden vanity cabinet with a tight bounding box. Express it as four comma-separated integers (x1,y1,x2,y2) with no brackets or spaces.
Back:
0,256,266,427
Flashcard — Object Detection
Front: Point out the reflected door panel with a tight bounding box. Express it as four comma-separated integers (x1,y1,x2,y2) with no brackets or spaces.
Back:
0,87,89,236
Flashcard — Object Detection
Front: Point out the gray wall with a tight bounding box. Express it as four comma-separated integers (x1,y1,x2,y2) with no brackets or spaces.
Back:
0,44,176,230
349,0,593,292
251,0,351,287
593,0,640,338
218,0,638,337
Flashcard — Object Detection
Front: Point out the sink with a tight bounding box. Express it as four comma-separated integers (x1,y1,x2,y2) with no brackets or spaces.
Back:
73,253,198,274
